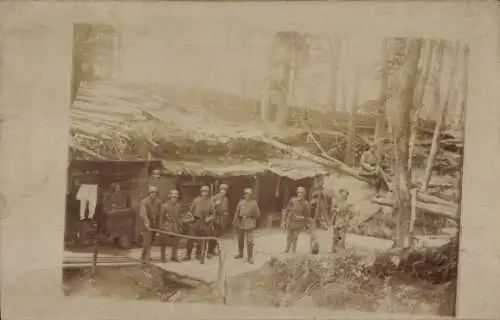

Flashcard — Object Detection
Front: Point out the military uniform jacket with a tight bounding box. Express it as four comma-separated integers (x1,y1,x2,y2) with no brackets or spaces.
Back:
233,199,260,230
190,196,212,219
332,197,351,231
360,151,379,176
163,201,183,233
139,197,164,230
285,197,311,230
210,194,229,225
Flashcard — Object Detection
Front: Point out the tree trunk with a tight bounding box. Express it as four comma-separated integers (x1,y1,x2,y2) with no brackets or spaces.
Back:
276,34,298,128
344,50,361,166
420,42,460,192
409,40,436,174
459,46,469,132
259,136,371,182
329,36,342,110
372,195,459,223
391,38,423,248
375,39,390,160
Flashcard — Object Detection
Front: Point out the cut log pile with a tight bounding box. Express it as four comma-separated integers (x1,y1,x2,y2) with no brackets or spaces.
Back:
70,81,279,161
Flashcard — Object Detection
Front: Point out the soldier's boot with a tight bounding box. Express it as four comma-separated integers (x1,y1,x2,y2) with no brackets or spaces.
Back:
234,232,244,259
247,243,254,264
234,243,244,259
284,231,291,253
284,241,291,253
195,242,203,260
171,245,180,262
160,246,167,263
291,238,298,254
184,241,193,261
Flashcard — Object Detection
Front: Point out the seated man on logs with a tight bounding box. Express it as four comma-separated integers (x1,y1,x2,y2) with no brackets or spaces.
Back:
359,144,389,197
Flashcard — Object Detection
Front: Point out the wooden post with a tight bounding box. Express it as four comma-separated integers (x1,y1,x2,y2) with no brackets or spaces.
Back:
217,248,227,304
200,239,207,265
91,228,99,278
409,188,418,248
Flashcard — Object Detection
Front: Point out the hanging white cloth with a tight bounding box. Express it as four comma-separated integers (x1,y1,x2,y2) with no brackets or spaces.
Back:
76,184,98,220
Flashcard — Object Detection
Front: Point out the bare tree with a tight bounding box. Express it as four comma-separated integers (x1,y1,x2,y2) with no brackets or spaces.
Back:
344,48,362,166
329,35,343,110
408,40,436,175
420,41,460,192
375,39,390,160
459,46,469,132
390,38,423,248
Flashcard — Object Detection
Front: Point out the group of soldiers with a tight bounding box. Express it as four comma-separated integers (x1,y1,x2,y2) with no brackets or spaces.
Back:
282,185,354,255
138,180,262,265
138,179,356,266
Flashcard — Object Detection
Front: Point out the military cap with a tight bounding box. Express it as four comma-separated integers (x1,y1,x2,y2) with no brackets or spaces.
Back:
219,183,228,190
169,189,180,197
243,188,253,195
297,186,306,193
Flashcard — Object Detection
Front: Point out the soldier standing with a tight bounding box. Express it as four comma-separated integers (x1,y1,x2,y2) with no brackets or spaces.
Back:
232,188,260,264
184,186,212,261
311,183,332,230
331,188,351,252
207,183,229,257
139,186,164,265
282,186,311,254
161,189,183,262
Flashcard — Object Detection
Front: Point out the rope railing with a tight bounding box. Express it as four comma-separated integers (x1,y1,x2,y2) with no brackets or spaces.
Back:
148,227,228,304
90,225,228,304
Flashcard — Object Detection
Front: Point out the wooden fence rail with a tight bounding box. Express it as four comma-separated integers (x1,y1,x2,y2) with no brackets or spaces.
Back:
91,227,228,304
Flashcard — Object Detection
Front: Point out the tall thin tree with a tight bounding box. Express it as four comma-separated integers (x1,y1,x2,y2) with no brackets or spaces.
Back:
390,38,423,248
408,40,436,175
420,41,461,192
344,47,362,166
329,35,343,110
375,39,390,161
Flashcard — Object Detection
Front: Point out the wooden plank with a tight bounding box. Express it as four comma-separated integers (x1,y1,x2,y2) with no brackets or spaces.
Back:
372,196,459,222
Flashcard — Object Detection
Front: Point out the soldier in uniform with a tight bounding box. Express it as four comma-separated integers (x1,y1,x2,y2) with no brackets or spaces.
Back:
331,188,352,252
282,186,311,254
139,186,165,265
184,185,212,261
161,189,183,262
207,183,229,257
232,188,260,264
360,145,387,197
311,182,332,230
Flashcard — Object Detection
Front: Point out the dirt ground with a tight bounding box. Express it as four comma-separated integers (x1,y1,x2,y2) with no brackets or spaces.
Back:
64,256,455,317
62,169,457,316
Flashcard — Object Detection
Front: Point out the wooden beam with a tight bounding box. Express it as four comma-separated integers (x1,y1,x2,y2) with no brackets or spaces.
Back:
259,135,371,183
372,196,459,223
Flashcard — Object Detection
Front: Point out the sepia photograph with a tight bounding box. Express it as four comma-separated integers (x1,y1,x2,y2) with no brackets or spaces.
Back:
61,22,467,316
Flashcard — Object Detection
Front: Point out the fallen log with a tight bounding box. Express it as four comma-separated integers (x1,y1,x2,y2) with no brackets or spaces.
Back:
69,141,108,160
372,196,459,223
259,135,372,183
417,192,457,207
